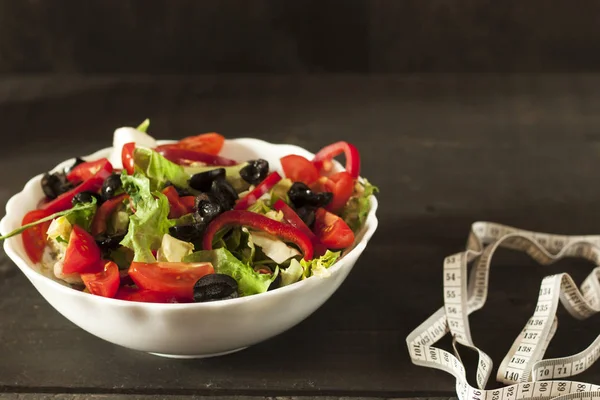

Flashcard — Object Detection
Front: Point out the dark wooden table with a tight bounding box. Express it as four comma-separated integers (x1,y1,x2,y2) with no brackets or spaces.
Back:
2,74,600,399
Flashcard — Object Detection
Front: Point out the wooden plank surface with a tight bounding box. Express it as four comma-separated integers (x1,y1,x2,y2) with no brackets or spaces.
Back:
1,75,600,397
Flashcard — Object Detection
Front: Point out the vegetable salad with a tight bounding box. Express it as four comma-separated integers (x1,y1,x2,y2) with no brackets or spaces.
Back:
1,120,378,303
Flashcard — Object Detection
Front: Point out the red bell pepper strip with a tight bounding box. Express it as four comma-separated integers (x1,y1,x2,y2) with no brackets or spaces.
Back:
91,193,129,236
272,199,327,257
234,171,282,210
155,145,238,166
66,158,113,184
203,210,314,260
40,159,112,214
161,186,195,219
21,209,54,264
312,141,361,179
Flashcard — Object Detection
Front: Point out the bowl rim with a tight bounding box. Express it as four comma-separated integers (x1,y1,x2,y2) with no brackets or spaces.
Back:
1,137,379,309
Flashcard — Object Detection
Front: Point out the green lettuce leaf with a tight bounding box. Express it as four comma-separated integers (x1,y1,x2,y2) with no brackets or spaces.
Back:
120,172,174,262
133,147,192,192
300,250,341,279
281,258,303,286
183,247,277,296
268,178,293,206
0,201,97,240
342,179,379,232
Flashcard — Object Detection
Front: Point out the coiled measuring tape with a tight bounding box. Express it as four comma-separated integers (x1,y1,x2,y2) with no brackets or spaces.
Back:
406,221,600,400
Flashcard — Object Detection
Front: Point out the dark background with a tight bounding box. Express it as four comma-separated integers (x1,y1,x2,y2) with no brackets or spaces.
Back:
2,0,600,74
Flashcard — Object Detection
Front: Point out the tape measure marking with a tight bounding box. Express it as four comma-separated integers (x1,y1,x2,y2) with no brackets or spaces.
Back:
406,222,600,400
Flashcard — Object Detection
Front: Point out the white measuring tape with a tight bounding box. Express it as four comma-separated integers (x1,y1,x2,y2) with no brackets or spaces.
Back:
406,221,600,400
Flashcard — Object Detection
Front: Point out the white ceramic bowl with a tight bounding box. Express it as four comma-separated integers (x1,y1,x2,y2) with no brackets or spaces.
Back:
0,138,379,358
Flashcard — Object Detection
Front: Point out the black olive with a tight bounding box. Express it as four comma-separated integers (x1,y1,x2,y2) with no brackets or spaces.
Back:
101,174,123,200
72,191,103,206
188,169,226,192
210,178,238,210
295,206,316,227
268,273,282,291
65,157,86,173
193,274,239,302
95,233,126,251
288,182,333,209
240,159,269,185
41,172,74,200
195,195,223,223
169,223,206,243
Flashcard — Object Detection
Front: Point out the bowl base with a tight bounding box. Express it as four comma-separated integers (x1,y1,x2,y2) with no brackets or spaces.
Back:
148,346,248,359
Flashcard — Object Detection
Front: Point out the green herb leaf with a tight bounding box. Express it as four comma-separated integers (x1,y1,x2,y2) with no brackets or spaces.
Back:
0,201,97,241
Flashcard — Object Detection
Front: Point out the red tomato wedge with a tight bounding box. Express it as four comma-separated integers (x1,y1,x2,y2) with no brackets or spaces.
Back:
121,142,136,175
91,193,129,236
312,171,354,213
128,262,215,300
234,171,282,210
280,154,320,185
21,209,54,264
272,200,328,257
313,208,355,250
155,145,237,166
177,132,225,155
63,225,102,274
180,196,196,210
115,287,186,303
81,260,120,298
312,141,361,179
66,158,113,183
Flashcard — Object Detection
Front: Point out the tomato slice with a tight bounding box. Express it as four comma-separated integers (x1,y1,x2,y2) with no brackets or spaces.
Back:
128,262,215,300
313,208,355,250
280,154,320,185
21,209,53,263
234,171,282,210
115,287,186,303
312,141,361,179
91,193,129,236
63,225,102,274
161,186,194,219
122,142,136,175
155,145,237,166
66,158,113,184
312,171,354,213
177,132,225,155
81,260,120,298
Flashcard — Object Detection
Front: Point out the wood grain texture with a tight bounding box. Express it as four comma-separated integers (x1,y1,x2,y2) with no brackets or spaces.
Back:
1,75,600,397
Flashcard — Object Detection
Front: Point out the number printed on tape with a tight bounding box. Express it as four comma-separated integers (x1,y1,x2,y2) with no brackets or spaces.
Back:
405,222,600,400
